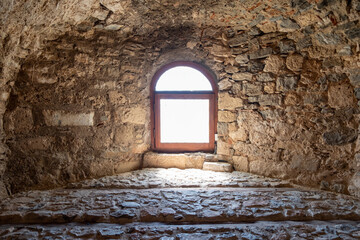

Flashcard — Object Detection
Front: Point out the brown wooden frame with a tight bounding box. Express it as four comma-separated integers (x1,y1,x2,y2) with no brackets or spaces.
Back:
150,61,218,153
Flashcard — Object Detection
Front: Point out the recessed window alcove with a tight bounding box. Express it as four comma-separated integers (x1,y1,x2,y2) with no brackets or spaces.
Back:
150,62,218,153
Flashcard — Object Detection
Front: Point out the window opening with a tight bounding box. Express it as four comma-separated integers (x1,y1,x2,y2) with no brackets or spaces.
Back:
151,62,217,153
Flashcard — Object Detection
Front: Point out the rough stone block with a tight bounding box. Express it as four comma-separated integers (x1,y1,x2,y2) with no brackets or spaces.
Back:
323,127,357,145
121,107,147,125
218,79,232,91
143,153,205,169
7,107,33,133
258,22,277,33
256,73,274,82
328,83,354,109
286,54,304,72
218,111,236,123
249,95,282,106
349,69,360,87
303,92,327,106
349,172,360,198
279,40,296,53
225,65,239,74
235,54,249,64
345,27,360,40
43,110,94,126
228,35,248,47
296,37,312,50
25,137,55,150
217,122,228,136
203,162,233,172
210,44,232,57
0,181,8,199
249,48,272,59
278,19,300,32
109,91,126,104
218,92,243,110
217,140,231,156
315,32,341,45
229,128,247,142
232,72,252,81
233,156,249,172
243,82,262,96
276,75,298,92
264,55,284,73
264,82,276,94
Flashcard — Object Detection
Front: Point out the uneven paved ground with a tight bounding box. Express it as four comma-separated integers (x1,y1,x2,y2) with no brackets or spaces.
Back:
0,168,360,239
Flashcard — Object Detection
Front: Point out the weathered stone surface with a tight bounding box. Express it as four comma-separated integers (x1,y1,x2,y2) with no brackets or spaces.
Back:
234,54,249,64
323,128,357,145
232,156,249,172
218,79,232,90
243,82,262,96
37,76,58,84
249,48,272,59
232,72,252,81
23,137,55,150
143,153,205,169
258,21,277,33
218,92,243,110
229,128,247,142
109,91,126,104
228,35,248,47
1,168,360,227
279,40,296,53
225,65,239,74
276,75,298,91
328,84,355,109
43,110,94,126
349,69,360,87
278,19,300,32
217,140,231,156
296,37,312,50
249,94,282,106
316,32,342,45
210,44,232,57
218,111,236,123
256,73,274,82
68,168,291,190
1,221,360,239
263,55,284,73
349,172,360,198
203,162,233,172
5,107,33,134
263,82,275,93
120,107,147,125
337,45,352,56
286,54,304,72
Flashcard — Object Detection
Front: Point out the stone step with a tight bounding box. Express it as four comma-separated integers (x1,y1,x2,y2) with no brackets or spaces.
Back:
67,168,292,189
203,162,233,172
0,221,360,239
1,187,360,225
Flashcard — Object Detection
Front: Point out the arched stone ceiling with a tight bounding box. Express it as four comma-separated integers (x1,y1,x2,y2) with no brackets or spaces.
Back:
1,0,359,84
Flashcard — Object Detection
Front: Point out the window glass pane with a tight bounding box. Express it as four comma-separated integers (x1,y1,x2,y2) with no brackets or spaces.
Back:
160,99,209,143
155,66,212,91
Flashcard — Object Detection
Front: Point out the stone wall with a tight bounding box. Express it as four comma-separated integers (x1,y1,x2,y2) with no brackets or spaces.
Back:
0,0,359,196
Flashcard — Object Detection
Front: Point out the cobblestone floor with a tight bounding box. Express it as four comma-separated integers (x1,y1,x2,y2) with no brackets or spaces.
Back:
1,168,360,239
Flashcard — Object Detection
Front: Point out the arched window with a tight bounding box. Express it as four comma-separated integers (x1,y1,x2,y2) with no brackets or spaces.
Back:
151,62,217,152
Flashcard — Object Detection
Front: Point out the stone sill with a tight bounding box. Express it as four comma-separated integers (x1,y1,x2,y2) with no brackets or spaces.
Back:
143,152,217,169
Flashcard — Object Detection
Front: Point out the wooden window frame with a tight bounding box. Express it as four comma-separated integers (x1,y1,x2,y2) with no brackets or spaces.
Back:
150,61,218,153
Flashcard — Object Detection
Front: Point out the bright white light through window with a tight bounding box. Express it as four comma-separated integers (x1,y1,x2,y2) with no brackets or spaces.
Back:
160,99,209,143
156,66,212,91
